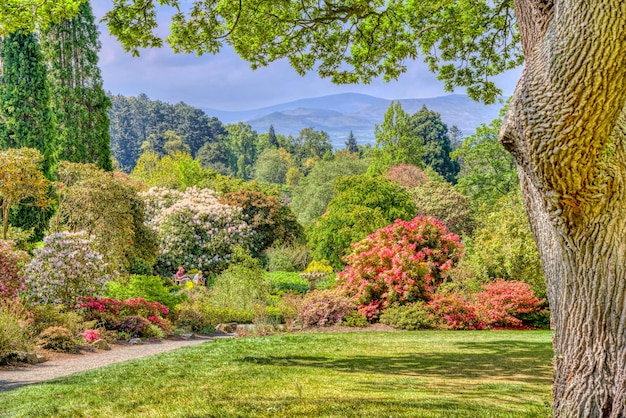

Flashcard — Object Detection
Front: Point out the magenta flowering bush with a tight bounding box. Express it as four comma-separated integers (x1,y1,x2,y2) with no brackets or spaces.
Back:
0,240,29,301
114,315,151,337
80,296,171,334
338,216,464,319
141,187,254,275
23,232,114,309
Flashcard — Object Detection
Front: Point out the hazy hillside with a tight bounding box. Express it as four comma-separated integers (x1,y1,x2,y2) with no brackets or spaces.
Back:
203,93,503,148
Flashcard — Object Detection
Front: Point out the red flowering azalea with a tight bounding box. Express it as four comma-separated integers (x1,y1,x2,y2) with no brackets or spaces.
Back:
338,216,463,319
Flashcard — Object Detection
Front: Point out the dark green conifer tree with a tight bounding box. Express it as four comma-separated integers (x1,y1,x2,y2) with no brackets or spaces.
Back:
42,1,112,170
0,30,57,175
345,130,358,153
268,125,279,148
410,105,460,183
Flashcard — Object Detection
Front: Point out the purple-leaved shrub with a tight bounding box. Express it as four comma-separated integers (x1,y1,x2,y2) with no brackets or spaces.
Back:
0,240,29,301
23,232,113,309
299,289,356,327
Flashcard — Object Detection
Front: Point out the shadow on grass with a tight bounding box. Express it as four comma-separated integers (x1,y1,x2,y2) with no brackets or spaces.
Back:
239,339,553,386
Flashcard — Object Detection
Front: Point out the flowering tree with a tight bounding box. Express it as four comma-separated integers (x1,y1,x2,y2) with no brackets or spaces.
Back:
0,240,29,301
141,187,254,276
338,216,463,319
23,231,113,308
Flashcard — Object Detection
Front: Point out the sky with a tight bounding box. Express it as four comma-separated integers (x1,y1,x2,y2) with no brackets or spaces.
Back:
92,3,522,112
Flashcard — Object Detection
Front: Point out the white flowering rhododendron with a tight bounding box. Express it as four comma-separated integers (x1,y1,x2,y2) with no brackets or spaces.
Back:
23,231,113,308
141,187,255,276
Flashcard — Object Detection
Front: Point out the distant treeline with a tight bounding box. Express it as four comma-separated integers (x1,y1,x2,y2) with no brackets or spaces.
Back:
108,93,369,178
109,93,226,172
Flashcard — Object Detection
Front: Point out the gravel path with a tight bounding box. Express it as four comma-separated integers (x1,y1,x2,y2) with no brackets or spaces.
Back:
0,336,227,393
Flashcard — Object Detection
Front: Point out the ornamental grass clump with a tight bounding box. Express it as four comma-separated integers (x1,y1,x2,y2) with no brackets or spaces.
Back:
0,301,31,361
338,216,463,320
141,187,254,276
23,232,113,309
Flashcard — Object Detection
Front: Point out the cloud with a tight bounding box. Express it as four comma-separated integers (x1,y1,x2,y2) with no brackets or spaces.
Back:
93,2,522,111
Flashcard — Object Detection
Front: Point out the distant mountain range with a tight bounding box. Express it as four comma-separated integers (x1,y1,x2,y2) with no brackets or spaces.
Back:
202,93,504,148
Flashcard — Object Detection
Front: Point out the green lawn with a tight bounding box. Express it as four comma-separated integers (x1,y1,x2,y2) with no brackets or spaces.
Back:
0,331,553,417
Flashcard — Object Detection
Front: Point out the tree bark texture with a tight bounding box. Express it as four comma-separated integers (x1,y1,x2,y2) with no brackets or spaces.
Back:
502,1,626,416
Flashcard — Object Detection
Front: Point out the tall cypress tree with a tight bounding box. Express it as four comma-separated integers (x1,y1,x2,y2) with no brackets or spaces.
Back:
0,30,57,176
268,125,279,148
0,31,57,239
42,1,112,170
345,130,358,153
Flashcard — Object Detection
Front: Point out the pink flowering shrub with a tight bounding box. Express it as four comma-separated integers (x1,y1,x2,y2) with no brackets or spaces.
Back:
427,280,544,329
298,289,356,327
0,240,29,301
427,293,486,330
338,216,463,319
82,329,100,343
23,232,113,309
474,279,544,327
141,187,254,276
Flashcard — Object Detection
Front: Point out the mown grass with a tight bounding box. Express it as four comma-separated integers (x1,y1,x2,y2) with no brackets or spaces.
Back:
0,331,553,417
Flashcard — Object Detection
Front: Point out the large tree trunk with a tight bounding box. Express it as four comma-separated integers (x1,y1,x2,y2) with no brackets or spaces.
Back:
503,1,626,416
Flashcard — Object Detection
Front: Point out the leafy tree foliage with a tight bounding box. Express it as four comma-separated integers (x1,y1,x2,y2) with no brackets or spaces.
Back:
291,127,333,166
0,0,84,37
285,166,303,187
196,141,234,176
308,174,416,269
290,153,369,226
452,118,517,209
370,101,420,173
410,106,459,183
42,1,112,170
0,148,52,240
219,190,303,256
101,1,520,103
447,125,463,151
267,125,279,148
385,164,473,236
162,130,191,156
49,162,159,273
0,30,56,176
131,151,215,190
253,148,293,185
462,190,545,299
225,122,258,180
